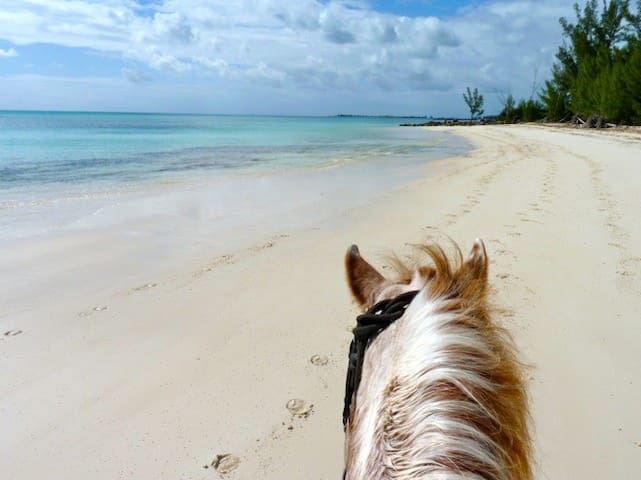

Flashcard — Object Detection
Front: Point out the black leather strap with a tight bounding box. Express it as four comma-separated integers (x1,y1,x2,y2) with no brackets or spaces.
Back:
343,290,419,428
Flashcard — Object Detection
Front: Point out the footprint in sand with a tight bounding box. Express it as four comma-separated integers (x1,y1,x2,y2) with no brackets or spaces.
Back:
251,241,274,252
310,354,329,366
4,330,23,337
131,283,157,293
208,454,240,475
621,257,641,268
79,306,108,317
286,399,314,418
197,255,235,276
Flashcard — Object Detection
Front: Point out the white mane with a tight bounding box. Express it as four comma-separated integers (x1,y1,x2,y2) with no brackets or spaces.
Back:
344,241,531,480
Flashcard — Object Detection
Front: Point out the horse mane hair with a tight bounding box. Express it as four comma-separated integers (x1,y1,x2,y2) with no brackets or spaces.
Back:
345,242,532,480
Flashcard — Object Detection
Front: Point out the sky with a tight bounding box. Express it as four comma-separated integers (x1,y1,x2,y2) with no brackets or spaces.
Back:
0,0,584,116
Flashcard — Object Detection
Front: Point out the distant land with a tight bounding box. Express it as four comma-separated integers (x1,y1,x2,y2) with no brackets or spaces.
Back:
334,114,428,119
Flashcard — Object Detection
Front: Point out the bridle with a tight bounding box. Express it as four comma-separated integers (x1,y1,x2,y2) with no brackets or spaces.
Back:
343,289,420,429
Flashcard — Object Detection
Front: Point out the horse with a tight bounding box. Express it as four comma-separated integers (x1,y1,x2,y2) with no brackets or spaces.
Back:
342,239,531,480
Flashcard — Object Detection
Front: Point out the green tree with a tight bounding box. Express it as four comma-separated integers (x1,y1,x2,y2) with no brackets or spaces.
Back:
463,87,485,120
498,92,546,123
498,93,517,122
624,38,641,122
517,99,547,122
542,0,641,123
540,80,570,120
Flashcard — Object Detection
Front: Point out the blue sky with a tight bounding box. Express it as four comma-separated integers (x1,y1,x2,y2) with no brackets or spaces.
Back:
368,0,481,17
0,1,582,116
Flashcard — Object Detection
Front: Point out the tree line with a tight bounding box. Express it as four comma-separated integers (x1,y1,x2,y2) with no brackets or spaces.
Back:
466,0,641,125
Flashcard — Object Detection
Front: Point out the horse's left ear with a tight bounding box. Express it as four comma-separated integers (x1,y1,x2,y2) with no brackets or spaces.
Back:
463,238,488,281
345,245,386,308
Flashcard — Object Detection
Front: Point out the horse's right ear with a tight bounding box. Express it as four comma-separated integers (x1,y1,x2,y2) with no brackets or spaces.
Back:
345,245,386,308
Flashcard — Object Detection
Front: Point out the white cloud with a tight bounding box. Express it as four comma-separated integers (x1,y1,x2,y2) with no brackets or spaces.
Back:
0,47,18,57
0,0,584,114
126,46,192,74
121,67,152,84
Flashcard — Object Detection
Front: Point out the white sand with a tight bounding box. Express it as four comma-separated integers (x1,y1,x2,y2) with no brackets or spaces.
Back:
2,125,640,479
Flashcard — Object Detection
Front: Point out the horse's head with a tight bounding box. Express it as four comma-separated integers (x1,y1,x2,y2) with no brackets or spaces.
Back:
341,239,530,480
345,239,488,311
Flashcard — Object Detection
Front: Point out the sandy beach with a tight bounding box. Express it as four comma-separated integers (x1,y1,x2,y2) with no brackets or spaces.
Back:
3,125,640,479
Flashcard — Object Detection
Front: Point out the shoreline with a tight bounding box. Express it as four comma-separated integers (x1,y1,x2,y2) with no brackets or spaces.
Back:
0,126,469,321
0,129,468,321
406,119,641,137
2,125,641,479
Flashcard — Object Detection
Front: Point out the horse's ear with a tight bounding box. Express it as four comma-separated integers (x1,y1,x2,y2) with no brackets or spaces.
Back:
345,245,386,308
463,238,488,281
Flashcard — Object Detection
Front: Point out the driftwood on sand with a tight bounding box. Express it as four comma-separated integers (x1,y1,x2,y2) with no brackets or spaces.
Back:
572,114,616,129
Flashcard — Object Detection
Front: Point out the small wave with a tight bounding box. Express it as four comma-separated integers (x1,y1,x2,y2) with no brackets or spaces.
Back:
0,187,138,211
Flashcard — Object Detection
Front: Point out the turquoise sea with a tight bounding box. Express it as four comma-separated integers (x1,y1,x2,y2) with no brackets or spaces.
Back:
0,111,469,241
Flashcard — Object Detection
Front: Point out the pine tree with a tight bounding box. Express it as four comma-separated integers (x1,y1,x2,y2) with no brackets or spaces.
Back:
623,39,641,122
541,0,641,124
540,80,570,120
463,87,484,121
498,93,518,122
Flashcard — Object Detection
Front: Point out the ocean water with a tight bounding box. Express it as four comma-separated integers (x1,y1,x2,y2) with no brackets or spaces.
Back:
0,111,472,316
0,111,469,242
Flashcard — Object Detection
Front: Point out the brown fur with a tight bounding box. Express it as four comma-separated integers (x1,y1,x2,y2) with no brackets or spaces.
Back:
345,244,389,306
344,240,532,480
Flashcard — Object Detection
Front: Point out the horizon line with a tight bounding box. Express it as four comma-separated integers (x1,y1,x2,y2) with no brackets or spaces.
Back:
0,108,441,118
